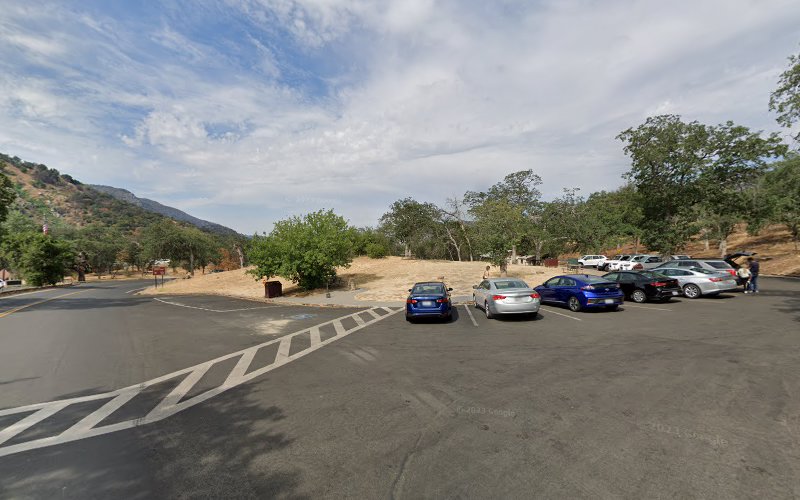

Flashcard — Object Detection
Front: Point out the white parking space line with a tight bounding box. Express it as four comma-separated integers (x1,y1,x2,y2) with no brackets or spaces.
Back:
622,304,672,311
153,297,272,313
125,287,148,294
0,307,402,458
309,326,321,346
463,304,479,327
538,306,583,321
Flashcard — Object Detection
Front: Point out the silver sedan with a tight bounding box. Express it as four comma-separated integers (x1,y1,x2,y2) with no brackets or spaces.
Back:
472,278,541,319
654,267,738,298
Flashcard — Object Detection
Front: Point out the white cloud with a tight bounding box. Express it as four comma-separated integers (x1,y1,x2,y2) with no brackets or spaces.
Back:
1,0,799,233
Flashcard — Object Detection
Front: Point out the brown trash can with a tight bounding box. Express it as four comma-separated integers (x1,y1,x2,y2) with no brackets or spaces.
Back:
265,281,282,298
543,258,559,268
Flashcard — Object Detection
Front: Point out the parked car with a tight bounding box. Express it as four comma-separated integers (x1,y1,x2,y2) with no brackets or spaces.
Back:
669,255,692,260
606,255,634,271
602,271,682,303
406,282,453,322
578,255,607,268
619,254,665,271
653,259,736,278
473,278,541,319
533,274,624,312
654,267,738,298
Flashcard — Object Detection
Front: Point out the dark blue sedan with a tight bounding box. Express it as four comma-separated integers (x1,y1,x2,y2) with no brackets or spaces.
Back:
534,274,624,312
406,282,453,322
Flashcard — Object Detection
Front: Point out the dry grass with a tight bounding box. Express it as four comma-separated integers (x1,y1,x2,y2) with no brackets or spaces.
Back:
139,257,590,302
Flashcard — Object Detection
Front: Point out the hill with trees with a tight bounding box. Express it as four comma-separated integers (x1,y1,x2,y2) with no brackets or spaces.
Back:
0,153,247,283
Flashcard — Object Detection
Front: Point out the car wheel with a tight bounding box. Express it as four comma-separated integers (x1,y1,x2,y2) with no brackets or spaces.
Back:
606,305,619,311
405,315,413,322
631,289,647,303
567,296,582,312
683,284,701,299
473,294,480,309
484,301,494,319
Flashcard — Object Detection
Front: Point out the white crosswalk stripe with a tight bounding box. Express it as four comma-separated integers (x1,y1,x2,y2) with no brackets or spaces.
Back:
0,307,402,458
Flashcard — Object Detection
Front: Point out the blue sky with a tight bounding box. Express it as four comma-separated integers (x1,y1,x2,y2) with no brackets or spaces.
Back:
1,0,799,234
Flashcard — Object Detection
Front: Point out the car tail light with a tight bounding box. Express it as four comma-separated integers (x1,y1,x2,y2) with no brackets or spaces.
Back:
492,295,506,300
652,282,667,287
580,285,596,290
727,269,736,276
633,264,643,270
709,277,723,282
406,299,417,304
530,292,540,299
436,298,449,303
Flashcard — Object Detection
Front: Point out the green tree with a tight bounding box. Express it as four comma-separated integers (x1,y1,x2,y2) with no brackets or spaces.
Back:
751,155,800,250
770,49,800,142
379,198,441,258
18,234,75,286
465,170,542,272
248,209,355,290
618,115,709,254
0,171,15,228
698,121,785,255
618,115,786,255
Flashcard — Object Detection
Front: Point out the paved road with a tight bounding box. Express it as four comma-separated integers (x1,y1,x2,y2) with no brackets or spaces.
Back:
0,278,799,498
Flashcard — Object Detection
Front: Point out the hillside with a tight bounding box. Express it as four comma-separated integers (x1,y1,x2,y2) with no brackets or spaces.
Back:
583,224,799,276
89,185,238,237
0,153,237,237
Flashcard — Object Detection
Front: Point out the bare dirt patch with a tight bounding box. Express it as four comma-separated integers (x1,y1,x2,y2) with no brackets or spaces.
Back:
139,257,592,303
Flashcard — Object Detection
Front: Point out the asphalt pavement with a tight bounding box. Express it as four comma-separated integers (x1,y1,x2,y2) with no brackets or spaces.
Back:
0,278,799,498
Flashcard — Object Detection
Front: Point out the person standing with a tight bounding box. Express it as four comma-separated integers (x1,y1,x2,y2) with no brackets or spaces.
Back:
482,265,491,280
737,264,751,293
747,257,760,293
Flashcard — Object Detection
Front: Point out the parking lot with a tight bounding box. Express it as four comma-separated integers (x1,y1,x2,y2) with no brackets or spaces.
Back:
1,277,799,498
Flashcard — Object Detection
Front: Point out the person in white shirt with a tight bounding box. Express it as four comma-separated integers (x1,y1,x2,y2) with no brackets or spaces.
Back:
736,265,751,293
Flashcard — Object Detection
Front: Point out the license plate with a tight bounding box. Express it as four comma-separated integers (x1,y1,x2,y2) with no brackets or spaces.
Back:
422,301,434,307
604,299,614,304
672,291,678,295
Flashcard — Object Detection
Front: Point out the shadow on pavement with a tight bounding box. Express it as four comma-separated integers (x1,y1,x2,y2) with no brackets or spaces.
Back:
0,382,306,499
1,297,152,315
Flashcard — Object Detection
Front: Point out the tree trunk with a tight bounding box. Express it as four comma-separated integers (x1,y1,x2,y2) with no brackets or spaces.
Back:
235,245,244,268
499,260,508,277
443,225,462,261
535,241,544,265
633,236,640,254
718,238,727,258
404,242,411,259
511,245,517,265
704,238,710,251
189,250,195,276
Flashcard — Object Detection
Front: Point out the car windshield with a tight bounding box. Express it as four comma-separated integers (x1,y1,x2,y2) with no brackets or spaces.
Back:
705,261,732,269
631,255,648,261
494,280,528,289
411,284,445,295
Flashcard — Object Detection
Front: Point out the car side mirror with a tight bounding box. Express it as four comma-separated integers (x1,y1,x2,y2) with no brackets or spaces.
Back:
471,285,477,289
447,287,453,291
408,289,412,292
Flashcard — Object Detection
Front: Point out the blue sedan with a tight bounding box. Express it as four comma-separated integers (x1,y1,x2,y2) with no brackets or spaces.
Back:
406,282,453,322
534,274,624,312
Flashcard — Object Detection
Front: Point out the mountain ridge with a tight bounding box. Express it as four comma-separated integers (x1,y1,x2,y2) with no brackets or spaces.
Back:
88,185,239,237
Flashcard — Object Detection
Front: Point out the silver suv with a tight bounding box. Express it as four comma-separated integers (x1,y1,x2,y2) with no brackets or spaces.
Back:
653,259,735,277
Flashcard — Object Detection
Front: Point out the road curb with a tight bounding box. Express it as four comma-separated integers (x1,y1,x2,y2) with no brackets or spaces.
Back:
0,282,76,298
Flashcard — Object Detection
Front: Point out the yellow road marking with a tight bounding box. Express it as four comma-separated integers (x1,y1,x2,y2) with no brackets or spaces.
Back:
0,290,84,319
